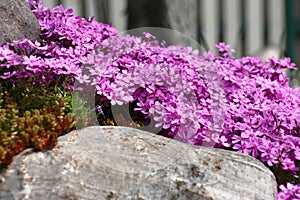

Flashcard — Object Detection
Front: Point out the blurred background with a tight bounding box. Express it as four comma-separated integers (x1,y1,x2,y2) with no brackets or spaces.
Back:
42,0,300,86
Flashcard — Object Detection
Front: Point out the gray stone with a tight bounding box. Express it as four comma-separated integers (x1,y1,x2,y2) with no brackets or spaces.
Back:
0,126,277,200
0,0,40,44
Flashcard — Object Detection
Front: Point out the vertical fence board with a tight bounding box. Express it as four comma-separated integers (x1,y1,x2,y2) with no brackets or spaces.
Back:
200,0,219,53
109,0,128,33
42,0,285,57
223,0,241,56
62,0,82,17
245,0,264,55
84,0,97,19
268,0,284,46
43,0,58,8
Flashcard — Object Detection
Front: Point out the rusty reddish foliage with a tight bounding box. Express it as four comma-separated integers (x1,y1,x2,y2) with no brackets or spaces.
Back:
0,91,75,168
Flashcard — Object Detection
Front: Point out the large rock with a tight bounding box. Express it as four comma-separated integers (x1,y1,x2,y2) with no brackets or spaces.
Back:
0,0,40,44
0,126,277,200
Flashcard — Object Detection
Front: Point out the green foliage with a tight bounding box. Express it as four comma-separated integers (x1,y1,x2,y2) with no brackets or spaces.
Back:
0,87,75,169
8,80,72,115
71,91,98,128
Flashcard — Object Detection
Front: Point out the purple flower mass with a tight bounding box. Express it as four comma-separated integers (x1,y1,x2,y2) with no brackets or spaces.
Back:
0,0,299,199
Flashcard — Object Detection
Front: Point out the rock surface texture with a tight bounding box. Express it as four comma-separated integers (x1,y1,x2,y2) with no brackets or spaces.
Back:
0,0,40,44
0,126,277,200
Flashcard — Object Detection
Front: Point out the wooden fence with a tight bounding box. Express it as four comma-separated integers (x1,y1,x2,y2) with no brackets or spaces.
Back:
43,0,285,56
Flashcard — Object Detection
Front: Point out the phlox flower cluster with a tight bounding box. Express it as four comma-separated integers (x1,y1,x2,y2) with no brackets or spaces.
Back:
0,0,117,88
278,183,300,199
0,1,299,199
80,33,227,146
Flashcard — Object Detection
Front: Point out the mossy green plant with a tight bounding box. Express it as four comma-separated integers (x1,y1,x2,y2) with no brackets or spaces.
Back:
0,88,75,169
